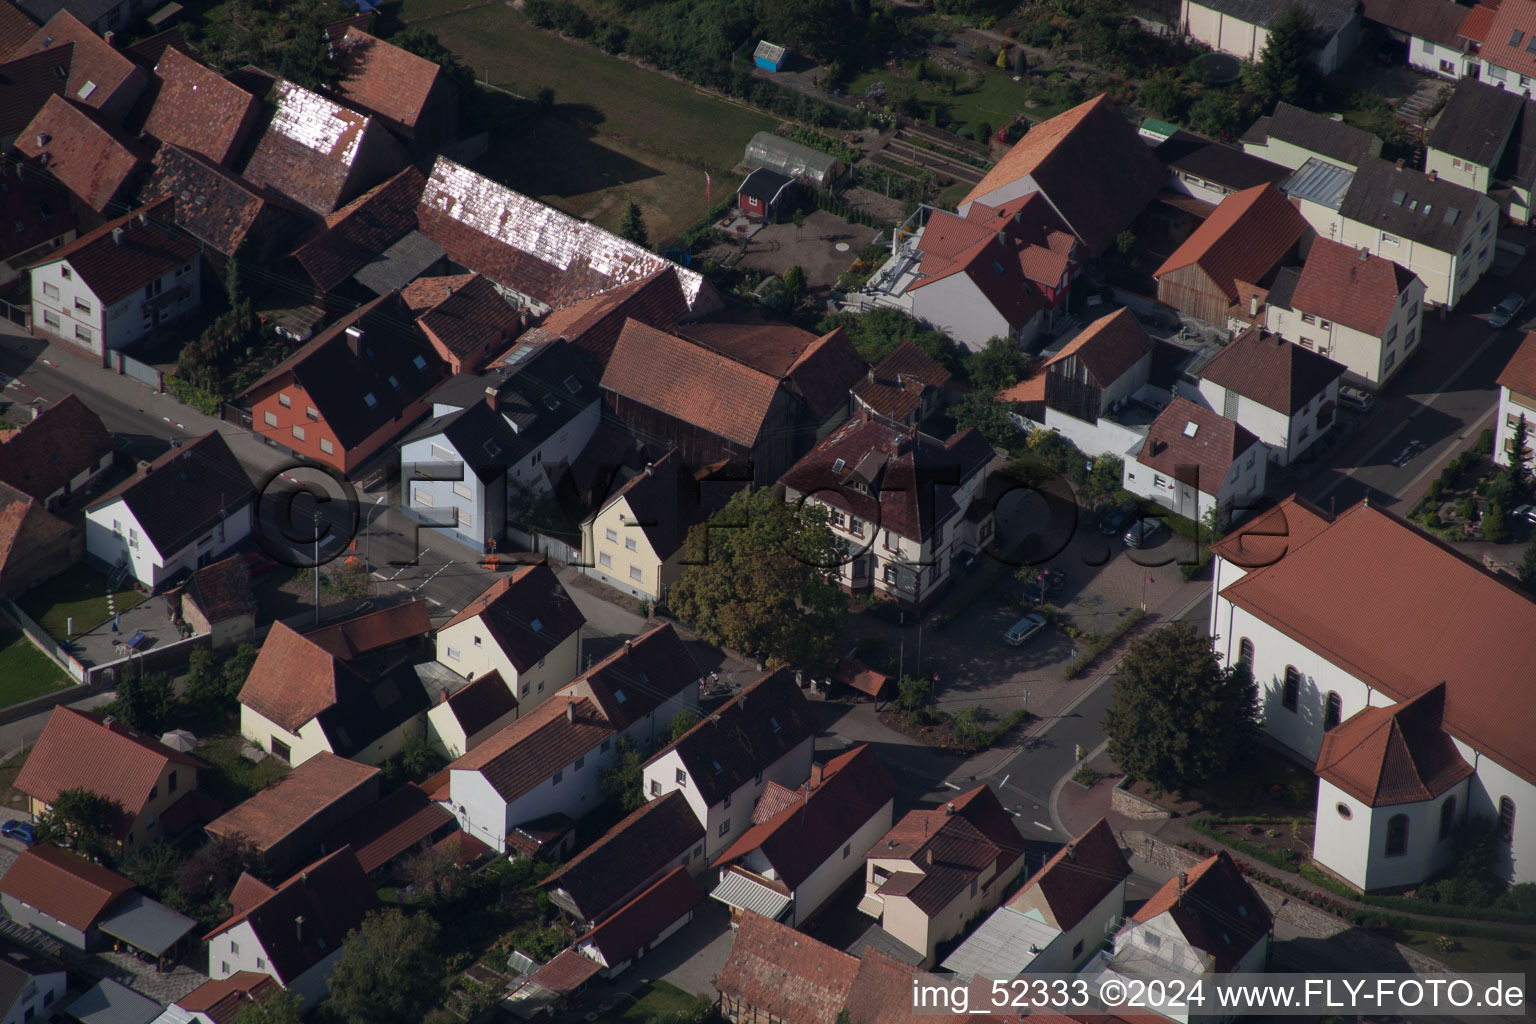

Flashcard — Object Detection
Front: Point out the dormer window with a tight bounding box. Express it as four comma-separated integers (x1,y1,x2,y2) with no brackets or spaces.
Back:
530,618,543,633
388,375,400,389
832,458,846,473
1183,421,1198,438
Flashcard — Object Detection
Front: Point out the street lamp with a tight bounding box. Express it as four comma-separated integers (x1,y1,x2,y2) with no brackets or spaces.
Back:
364,495,384,566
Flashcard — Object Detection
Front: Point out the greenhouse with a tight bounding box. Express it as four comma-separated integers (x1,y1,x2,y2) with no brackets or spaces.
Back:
742,132,843,191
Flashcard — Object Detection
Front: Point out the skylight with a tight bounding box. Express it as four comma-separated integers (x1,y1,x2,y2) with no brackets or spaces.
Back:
363,393,378,408
1390,189,1407,207
77,81,96,100
769,716,781,733
544,395,561,410
713,760,724,773
1512,30,1525,46
1526,36,1536,54
614,689,627,703
505,345,533,365
1183,421,1199,438
388,375,400,388
639,672,649,683
484,440,501,457
530,618,544,633
564,375,581,394
413,355,427,370
832,458,846,473
1443,208,1460,225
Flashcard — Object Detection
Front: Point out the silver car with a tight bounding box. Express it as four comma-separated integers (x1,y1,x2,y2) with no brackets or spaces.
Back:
1004,613,1048,646
1490,292,1526,329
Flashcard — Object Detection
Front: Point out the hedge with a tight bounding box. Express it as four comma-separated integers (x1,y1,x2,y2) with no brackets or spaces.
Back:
1345,908,1535,943
165,375,223,416
1359,892,1536,926
1190,817,1304,873
1063,608,1145,679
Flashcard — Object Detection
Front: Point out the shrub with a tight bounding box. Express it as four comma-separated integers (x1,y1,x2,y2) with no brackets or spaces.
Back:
1477,428,1496,455
1424,511,1442,528
1427,479,1442,501
1072,765,1101,787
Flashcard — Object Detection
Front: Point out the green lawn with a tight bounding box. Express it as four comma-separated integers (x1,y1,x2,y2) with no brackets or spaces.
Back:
19,565,145,642
195,731,289,807
619,980,702,1021
0,630,72,706
413,6,775,240
846,63,1072,138
1395,928,1536,975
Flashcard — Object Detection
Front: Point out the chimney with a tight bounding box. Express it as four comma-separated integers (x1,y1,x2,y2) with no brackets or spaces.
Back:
925,848,934,866
1065,842,1077,861
139,211,150,227
945,801,956,816
484,385,498,410
1394,159,1404,171
645,463,654,477
1359,247,1370,262
295,915,305,943
566,702,575,723
112,227,125,246
103,30,115,46
809,761,824,785
439,689,449,704
867,367,876,385
886,839,895,850
35,133,48,148
1427,169,1438,182
623,639,633,653
344,325,363,357
1249,293,1259,317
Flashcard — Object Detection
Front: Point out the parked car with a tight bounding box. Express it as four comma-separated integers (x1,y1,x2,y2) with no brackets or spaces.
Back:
1489,292,1526,329
1098,501,1140,536
1123,517,1168,548
1512,504,1536,524
1339,385,1374,413
1003,612,1048,646
1,820,36,845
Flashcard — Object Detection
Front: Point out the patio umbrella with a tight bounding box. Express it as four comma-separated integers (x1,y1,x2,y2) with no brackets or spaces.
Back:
159,729,197,753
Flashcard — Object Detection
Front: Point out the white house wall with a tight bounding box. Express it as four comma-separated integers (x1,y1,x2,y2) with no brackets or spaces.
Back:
1313,777,1469,891
31,256,200,357
957,174,1040,219
0,967,64,1024
1494,387,1536,471
436,619,579,712
1040,408,1146,462
787,796,894,926
1411,38,1478,80
1337,197,1496,309
400,435,491,549
450,735,612,853
1457,745,1535,884
909,273,1012,353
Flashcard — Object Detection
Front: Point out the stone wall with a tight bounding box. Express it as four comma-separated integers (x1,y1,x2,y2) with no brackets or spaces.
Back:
1111,778,1173,821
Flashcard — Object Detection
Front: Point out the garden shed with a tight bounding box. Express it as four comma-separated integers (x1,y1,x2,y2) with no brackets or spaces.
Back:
737,168,796,222
743,132,842,191
754,40,787,71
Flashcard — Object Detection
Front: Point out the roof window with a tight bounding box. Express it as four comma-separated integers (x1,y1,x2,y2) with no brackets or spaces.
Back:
388,375,400,389
413,355,427,370
543,395,560,410
362,393,377,408
769,716,781,733
530,618,543,633
77,81,95,100
484,440,501,457
1443,208,1460,225
832,458,846,473
1390,189,1407,206
1512,30,1525,46
564,375,581,393
713,760,723,773
1183,421,1199,438
1526,36,1536,54
614,689,627,704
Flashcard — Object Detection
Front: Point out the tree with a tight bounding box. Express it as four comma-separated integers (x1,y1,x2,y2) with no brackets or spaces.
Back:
236,989,304,1024
973,121,993,145
782,264,807,303
108,670,176,733
280,11,337,92
893,675,931,724
1102,622,1259,793
1504,414,1530,499
35,788,117,862
1255,5,1315,107
396,841,460,907
172,835,263,925
1188,89,1242,139
667,710,699,741
1013,48,1028,76
816,307,965,373
964,336,1028,393
1484,497,1510,543
996,46,1009,69
1519,540,1536,593
326,909,442,1024
1139,75,1186,120
670,488,847,668
223,642,259,700
535,86,556,116
1083,454,1124,503
953,388,1023,448
599,737,646,811
618,199,649,249
184,647,223,713
326,556,370,602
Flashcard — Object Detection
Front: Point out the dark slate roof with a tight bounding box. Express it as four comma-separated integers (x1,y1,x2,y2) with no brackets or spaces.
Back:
16,0,118,26
316,659,431,759
290,165,427,294
541,790,703,922
407,336,596,474
1338,155,1489,253
353,230,444,295
1496,97,1536,190
241,294,446,451
645,669,816,806
1265,264,1301,311
86,431,252,558
595,448,739,561
1155,129,1292,190
739,167,794,203
1428,79,1523,168
34,198,192,303
0,943,60,1012
438,563,586,676
1245,101,1378,166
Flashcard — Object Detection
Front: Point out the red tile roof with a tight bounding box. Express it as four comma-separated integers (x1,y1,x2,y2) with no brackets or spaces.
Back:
332,28,447,136
240,77,407,216
16,707,204,840
0,482,71,578
539,268,688,371
205,847,379,984
0,1,38,64
440,563,585,675
205,753,380,854
557,621,697,732
909,207,1047,332
602,319,784,447
962,95,1166,254
1137,397,1261,494
1460,1,1500,43
780,414,994,543
416,273,521,373
852,340,953,422
15,93,143,212
1290,238,1421,337
1006,818,1130,929
846,947,971,1024
1197,326,1345,416
1479,0,1536,77
321,782,453,873
449,696,613,803
579,865,701,966
0,41,68,140
1153,184,1308,302
401,272,476,312
1002,307,1153,403
227,874,275,916
0,845,132,931
0,151,72,263
0,392,110,503
832,657,890,698
141,47,259,166
869,785,1023,916
304,598,430,660
140,144,272,258
185,554,256,623
717,911,859,1024
290,164,426,293
1499,330,1536,398
1133,850,1270,972
524,948,600,995
239,621,345,732
673,319,867,423
21,11,143,116
714,744,895,889
1221,498,1536,786
35,197,193,301
175,972,282,1024
1317,684,1474,806
418,158,707,309
1210,493,1335,569
441,670,517,740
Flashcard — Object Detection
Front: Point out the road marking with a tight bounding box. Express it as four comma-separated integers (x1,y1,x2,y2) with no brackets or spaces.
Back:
425,596,442,607
1032,821,1054,832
